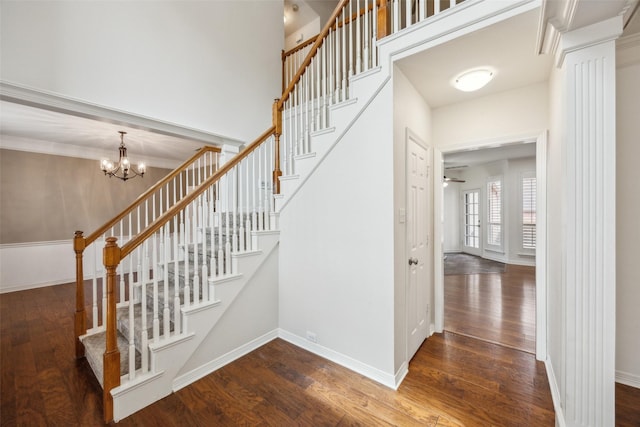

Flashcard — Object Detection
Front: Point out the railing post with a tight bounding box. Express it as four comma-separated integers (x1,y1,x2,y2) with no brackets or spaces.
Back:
103,237,121,424
281,49,286,93
377,0,390,39
273,99,283,194
74,231,86,359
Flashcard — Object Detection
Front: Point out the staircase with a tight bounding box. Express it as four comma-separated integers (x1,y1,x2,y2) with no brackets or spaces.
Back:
73,0,471,422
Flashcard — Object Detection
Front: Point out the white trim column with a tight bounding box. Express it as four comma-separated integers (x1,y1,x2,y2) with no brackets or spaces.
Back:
559,16,621,427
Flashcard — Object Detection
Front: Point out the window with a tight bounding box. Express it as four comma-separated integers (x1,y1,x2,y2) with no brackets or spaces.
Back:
522,174,537,249
487,178,502,247
464,190,480,249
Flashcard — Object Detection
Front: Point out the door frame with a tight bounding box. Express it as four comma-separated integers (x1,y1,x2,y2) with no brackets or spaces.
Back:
433,131,548,361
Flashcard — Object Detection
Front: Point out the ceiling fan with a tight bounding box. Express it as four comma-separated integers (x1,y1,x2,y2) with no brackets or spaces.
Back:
443,176,465,183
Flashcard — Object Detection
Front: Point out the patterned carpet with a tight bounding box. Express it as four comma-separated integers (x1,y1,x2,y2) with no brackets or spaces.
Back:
444,253,506,275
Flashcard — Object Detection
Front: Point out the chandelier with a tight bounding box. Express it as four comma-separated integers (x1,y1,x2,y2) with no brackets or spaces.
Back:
100,131,145,181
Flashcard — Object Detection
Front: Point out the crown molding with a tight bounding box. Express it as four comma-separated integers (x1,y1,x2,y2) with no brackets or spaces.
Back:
557,15,624,66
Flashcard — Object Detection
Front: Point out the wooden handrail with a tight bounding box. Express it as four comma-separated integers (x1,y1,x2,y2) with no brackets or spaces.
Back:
278,0,350,109
120,126,276,260
85,145,220,246
282,34,319,59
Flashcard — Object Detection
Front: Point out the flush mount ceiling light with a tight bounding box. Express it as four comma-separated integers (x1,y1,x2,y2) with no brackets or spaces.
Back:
452,68,495,92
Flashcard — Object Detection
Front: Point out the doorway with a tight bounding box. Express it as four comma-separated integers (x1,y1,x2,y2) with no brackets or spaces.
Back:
433,134,547,359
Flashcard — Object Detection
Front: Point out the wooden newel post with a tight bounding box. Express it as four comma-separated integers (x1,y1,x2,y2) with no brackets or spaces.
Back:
74,231,87,359
272,99,283,195
377,0,390,39
103,237,121,423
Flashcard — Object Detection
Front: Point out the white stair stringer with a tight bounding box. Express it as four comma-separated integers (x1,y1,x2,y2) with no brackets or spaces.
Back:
275,66,389,212
110,230,280,422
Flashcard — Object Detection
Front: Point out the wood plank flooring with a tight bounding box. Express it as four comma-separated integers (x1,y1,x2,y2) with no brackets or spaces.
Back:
444,260,536,353
1,282,638,426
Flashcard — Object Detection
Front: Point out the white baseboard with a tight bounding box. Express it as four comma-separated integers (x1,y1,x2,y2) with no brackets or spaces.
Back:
616,370,640,389
278,328,399,389
172,329,279,392
544,358,567,427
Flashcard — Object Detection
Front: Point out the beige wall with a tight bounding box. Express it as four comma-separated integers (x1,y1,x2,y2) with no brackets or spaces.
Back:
0,149,171,244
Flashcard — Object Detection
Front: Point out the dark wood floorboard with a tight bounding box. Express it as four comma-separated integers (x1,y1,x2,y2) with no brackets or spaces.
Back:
444,260,536,353
1,282,637,426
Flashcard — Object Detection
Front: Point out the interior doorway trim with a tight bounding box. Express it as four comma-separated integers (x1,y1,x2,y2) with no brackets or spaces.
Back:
433,131,548,361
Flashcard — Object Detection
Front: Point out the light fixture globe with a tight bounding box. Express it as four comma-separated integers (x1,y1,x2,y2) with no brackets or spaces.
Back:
452,68,495,92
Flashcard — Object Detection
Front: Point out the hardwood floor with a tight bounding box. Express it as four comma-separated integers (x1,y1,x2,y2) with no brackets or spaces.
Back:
1,283,637,426
444,260,536,353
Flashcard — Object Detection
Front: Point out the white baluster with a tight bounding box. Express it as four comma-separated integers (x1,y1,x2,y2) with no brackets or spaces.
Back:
264,141,271,231
174,216,181,334
315,55,321,132
372,0,378,68
251,152,257,235
393,0,399,33
128,215,134,302
322,41,328,129
225,178,232,275
141,240,148,373
244,156,251,251
356,0,362,73
233,166,238,253
152,234,159,342
364,0,370,71
405,0,411,28
183,210,191,307
305,66,311,154
218,176,225,275
330,25,336,100
92,244,98,327
349,0,354,78
163,226,170,338
192,199,200,305
119,223,125,303
128,264,135,381
342,8,347,100
419,0,425,21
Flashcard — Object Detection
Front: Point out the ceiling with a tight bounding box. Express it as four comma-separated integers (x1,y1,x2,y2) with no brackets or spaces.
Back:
284,0,339,38
444,142,537,170
396,9,554,109
0,100,215,169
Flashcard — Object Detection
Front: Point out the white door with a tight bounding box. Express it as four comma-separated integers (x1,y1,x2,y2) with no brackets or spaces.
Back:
407,134,430,360
462,189,481,256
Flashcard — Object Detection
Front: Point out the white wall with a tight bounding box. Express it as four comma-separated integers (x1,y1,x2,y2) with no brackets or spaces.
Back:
392,66,433,373
443,182,461,252
545,61,566,401
0,1,283,143
179,246,279,377
278,81,397,384
432,82,549,148
285,17,320,51
616,39,640,387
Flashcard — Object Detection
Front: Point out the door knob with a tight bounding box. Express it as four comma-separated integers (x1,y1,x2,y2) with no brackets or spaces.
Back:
408,258,418,266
